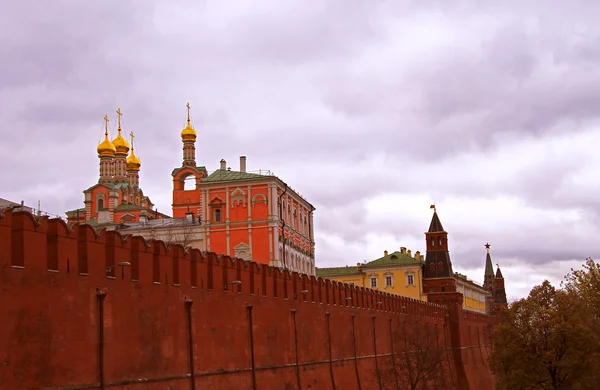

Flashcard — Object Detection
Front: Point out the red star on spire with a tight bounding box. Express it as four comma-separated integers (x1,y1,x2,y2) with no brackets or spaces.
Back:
485,243,491,249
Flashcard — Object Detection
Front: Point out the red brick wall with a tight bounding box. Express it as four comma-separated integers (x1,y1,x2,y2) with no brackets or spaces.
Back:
0,209,495,390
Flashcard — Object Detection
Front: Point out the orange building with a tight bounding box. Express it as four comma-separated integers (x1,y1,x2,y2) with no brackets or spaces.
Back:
66,109,170,226
171,104,316,273
66,104,316,274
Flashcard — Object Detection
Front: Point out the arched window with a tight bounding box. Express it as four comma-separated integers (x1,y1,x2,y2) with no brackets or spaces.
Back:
97,198,104,210
431,238,435,247
429,263,436,272
437,262,444,271
184,175,195,190
438,238,443,246
214,208,221,222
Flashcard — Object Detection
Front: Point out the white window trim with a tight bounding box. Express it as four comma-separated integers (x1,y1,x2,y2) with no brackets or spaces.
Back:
384,274,394,288
370,276,378,288
406,273,415,286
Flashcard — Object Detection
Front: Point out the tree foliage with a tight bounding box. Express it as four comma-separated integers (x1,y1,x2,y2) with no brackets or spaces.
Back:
490,258,600,390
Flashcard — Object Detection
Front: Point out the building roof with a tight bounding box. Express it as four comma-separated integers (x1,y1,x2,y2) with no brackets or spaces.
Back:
65,207,85,215
201,169,272,184
116,217,199,231
114,203,143,211
428,210,445,233
201,168,315,210
316,265,361,277
171,165,207,176
364,250,424,268
315,250,423,278
454,272,489,293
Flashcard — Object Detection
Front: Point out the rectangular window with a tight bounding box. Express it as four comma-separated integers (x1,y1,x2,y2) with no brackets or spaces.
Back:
385,275,393,287
370,277,378,288
406,274,414,286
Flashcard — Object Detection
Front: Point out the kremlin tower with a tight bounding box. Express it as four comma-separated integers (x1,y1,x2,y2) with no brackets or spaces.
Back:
483,243,508,313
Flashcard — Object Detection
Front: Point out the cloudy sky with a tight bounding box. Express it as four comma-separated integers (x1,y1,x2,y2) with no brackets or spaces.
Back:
2,0,599,300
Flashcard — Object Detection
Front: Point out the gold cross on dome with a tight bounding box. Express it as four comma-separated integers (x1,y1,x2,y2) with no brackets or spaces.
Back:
103,115,109,134
116,108,122,130
186,102,191,122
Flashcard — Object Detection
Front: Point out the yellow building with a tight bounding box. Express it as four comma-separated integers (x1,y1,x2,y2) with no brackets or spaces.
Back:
316,247,427,301
454,272,489,314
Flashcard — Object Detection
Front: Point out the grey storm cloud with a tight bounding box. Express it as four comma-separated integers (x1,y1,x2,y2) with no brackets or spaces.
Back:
2,0,600,298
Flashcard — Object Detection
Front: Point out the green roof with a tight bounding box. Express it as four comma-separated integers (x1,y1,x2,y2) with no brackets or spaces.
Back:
171,166,207,176
364,251,424,268
65,207,85,215
201,169,271,184
317,250,423,278
316,266,361,277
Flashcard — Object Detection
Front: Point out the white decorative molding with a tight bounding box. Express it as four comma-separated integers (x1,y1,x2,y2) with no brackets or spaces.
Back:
231,187,247,208
234,242,251,260
251,193,267,207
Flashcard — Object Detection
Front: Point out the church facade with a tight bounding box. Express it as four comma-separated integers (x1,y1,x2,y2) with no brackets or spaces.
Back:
66,109,170,226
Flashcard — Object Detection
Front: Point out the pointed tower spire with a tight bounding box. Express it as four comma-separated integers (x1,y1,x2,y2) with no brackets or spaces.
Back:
494,263,507,307
428,204,445,232
483,243,495,291
495,263,504,279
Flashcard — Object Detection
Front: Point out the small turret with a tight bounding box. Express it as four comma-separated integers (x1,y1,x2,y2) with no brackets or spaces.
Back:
181,102,197,167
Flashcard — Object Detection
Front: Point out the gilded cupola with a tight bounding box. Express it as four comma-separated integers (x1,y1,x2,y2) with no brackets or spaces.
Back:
112,108,130,154
126,132,141,171
97,115,116,157
181,102,197,141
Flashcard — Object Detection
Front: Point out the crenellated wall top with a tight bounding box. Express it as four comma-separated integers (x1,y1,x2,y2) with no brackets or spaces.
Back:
1,208,453,318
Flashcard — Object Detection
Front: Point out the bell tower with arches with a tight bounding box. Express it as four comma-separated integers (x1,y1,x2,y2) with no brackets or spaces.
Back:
172,103,207,218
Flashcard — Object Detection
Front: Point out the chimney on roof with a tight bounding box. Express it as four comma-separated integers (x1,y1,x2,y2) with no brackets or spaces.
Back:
407,249,412,257
400,247,407,254
220,159,226,170
384,250,388,256
240,156,247,173
415,250,420,259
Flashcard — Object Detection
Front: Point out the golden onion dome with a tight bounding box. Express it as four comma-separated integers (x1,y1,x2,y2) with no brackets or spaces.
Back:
97,133,116,157
126,149,141,171
112,129,130,154
181,119,197,141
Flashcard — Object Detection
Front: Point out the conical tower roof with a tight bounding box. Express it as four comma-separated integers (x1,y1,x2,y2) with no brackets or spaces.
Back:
495,265,504,278
485,243,495,279
428,209,445,232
